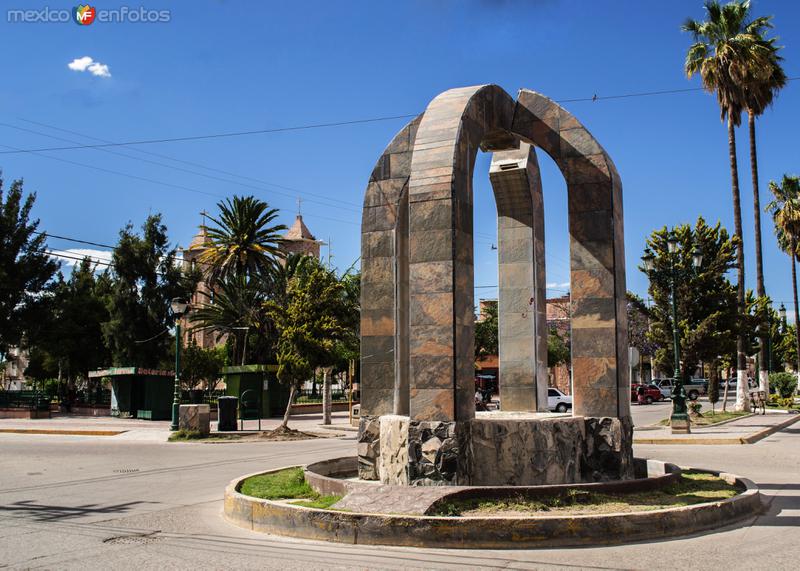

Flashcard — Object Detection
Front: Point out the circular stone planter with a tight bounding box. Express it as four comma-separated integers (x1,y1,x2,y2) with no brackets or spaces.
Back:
223,459,763,549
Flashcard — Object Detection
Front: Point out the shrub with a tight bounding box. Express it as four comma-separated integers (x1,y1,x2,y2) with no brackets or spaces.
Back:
769,372,797,398
689,401,702,415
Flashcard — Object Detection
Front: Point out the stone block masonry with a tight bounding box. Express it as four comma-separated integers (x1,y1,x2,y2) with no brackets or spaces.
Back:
178,404,210,435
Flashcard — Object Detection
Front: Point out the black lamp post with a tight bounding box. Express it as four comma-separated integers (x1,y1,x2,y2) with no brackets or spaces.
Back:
169,298,189,431
642,232,702,434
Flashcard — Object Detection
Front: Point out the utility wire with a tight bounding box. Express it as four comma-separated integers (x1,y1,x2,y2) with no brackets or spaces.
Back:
2,120,361,214
0,114,419,154
3,77,798,155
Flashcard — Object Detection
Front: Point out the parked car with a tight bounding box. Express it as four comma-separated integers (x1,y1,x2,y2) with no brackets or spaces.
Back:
630,383,663,404
653,378,707,401
548,388,572,413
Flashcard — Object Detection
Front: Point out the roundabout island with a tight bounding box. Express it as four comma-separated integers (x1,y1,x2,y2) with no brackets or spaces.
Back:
223,84,764,549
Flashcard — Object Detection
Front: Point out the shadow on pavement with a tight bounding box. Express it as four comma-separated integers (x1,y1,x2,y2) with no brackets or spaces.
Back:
0,499,157,522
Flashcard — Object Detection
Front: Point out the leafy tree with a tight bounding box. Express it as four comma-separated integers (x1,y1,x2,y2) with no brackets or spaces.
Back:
25,258,111,384
642,218,739,383
474,301,498,359
265,259,349,429
181,340,226,391
547,328,570,368
103,215,197,368
766,175,800,376
195,195,286,286
683,0,776,393
769,372,797,399
0,176,58,356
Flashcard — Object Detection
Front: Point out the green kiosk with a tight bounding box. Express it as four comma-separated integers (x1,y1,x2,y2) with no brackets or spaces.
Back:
221,365,289,419
89,367,174,420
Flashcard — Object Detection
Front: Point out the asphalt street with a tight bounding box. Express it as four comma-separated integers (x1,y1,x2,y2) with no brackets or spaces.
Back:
0,416,798,570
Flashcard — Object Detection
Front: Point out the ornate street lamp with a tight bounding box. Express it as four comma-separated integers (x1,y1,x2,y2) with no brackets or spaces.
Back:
641,234,702,434
169,298,189,431
779,303,787,329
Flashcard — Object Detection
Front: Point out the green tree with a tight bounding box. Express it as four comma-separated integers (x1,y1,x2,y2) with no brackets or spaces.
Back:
103,215,196,368
683,0,776,399
195,195,286,286
25,258,111,386
547,328,570,368
189,275,272,365
0,176,58,356
766,175,800,377
474,302,498,360
181,340,226,391
642,218,739,383
265,259,349,429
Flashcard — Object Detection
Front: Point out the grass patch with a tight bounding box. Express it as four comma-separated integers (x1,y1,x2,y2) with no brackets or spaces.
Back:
431,471,739,517
658,410,750,427
239,467,341,509
168,429,206,441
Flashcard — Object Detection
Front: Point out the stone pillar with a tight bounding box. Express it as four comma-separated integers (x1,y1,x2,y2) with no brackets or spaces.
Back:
512,89,630,421
178,404,210,436
407,85,516,422
489,143,548,411
322,367,333,425
360,116,421,417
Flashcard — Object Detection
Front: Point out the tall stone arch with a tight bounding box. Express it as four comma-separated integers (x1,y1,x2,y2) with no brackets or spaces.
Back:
359,85,631,484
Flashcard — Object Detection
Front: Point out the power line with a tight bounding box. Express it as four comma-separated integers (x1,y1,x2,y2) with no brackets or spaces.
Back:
4,119,362,213
0,142,360,227
0,113,419,155
3,77,798,156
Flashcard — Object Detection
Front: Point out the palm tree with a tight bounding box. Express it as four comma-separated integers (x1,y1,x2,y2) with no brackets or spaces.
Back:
766,175,800,380
683,0,775,411
188,276,271,365
742,24,786,393
195,195,286,286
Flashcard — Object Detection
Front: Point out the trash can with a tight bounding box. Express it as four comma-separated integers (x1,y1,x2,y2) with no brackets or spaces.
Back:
217,396,238,431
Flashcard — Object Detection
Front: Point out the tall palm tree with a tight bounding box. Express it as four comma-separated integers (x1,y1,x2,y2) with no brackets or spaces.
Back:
766,175,800,380
683,0,775,411
743,28,786,393
195,195,286,286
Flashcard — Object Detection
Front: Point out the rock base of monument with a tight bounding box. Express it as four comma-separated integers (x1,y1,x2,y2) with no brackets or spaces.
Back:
358,412,634,486
671,413,691,434
179,404,210,436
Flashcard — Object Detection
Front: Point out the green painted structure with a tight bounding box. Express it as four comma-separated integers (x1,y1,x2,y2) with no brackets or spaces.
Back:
88,367,173,420
222,365,289,418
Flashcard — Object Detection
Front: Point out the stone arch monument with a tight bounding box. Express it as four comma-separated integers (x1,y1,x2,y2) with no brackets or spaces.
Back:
359,85,632,486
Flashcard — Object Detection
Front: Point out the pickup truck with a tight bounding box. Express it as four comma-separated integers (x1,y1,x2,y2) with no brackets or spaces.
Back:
653,378,708,401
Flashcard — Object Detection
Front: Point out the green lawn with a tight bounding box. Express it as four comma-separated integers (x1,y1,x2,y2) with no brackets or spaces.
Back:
658,410,750,427
239,467,341,507
431,472,739,517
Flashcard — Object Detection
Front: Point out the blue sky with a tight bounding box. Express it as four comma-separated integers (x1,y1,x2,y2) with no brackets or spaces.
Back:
1,0,799,313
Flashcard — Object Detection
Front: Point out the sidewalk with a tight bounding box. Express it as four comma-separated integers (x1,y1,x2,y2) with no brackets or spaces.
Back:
0,410,356,441
633,410,800,445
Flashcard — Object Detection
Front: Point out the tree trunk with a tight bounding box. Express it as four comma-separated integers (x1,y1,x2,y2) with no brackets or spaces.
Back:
728,115,750,412
792,241,800,391
322,367,332,425
281,384,296,429
749,111,770,395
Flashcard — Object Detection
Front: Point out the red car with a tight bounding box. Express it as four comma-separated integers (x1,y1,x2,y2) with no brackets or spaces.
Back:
630,383,663,405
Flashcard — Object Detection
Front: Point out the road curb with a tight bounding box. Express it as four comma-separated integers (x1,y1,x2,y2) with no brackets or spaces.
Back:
223,464,762,549
0,428,126,436
634,414,800,445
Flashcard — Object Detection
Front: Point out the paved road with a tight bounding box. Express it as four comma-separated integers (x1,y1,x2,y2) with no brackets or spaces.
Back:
1,423,798,569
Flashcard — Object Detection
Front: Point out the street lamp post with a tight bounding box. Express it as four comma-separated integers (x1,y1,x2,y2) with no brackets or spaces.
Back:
169,298,189,432
642,232,702,435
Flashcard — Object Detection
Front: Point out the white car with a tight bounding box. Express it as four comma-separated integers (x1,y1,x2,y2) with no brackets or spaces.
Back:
548,388,572,413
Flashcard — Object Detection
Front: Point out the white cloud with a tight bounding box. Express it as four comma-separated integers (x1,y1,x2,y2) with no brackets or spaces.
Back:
67,56,111,78
546,282,570,290
50,248,113,268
